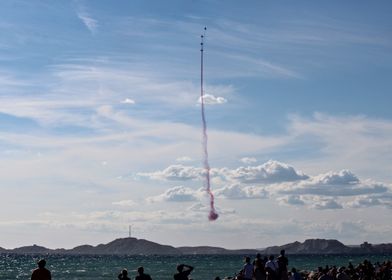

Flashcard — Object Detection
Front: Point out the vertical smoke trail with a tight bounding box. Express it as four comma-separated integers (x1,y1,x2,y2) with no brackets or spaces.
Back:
200,27,219,221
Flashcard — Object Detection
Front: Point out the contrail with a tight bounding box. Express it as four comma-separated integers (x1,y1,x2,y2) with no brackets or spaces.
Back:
200,27,218,221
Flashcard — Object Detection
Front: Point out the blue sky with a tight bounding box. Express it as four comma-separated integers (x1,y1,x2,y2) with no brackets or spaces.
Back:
0,0,391,249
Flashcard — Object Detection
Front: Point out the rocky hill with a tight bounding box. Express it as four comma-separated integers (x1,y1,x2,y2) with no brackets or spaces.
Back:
1,238,391,255
262,239,351,255
67,238,181,255
10,244,53,255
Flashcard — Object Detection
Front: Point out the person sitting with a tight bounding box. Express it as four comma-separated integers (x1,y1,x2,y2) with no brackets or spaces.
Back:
31,259,51,280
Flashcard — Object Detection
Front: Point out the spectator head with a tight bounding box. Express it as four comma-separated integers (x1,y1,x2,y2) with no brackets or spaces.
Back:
37,259,46,269
177,264,184,272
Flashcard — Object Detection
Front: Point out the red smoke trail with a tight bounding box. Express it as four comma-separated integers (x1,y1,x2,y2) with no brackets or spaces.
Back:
200,27,219,221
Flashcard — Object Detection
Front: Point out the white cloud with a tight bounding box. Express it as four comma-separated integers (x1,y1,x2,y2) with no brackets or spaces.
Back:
311,198,343,210
347,197,382,208
136,160,391,210
137,160,309,185
346,193,392,209
138,165,203,181
121,98,135,104
225,160,309,184
278,195,305,206
315,169,359,185
215,184,268,200
198,94,227,105
276,170,388,197
147,186,200,202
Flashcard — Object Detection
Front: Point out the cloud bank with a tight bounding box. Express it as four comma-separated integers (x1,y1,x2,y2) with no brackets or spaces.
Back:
141,160,392,210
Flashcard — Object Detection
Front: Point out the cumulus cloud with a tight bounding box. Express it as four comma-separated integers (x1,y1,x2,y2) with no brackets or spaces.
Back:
278,195,305,206
147,186,200,202
138,160,308,184
198,94,227,105
346,193,392,209
138,165,203,181
311,198,343,210
313,170,359,185
121,98,135,104
225,160,309,184
215,184,268,200
277,170,388,197
137,161,308,184
348,197,382,208
137,160,392,211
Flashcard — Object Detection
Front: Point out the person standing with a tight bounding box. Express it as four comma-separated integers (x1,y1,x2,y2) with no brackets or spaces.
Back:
242,256,254,280
31,259,51,280
277,250,289,280
265,255,278,280
254,254,266,280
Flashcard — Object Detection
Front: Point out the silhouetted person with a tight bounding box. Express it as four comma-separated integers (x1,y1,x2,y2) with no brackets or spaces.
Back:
174,264,194,280
242,256,254,280
318,269,332,280
31,259,51,280
118,268,131,280
289,268,301,280
135,266,152,280
336,267,349,280
265,255,278,280
254,253,266,280
277,250,289,280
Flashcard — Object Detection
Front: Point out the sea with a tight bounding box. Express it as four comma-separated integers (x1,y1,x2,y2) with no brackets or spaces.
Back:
1,253,391,280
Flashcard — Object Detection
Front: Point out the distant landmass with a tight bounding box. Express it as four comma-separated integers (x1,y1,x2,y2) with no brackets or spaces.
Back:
1,238,391,255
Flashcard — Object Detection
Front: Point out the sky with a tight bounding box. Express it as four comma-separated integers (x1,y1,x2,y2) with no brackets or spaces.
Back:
0,0,391,250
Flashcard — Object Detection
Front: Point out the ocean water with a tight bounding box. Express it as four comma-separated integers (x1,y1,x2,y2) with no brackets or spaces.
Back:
1,253,391,280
